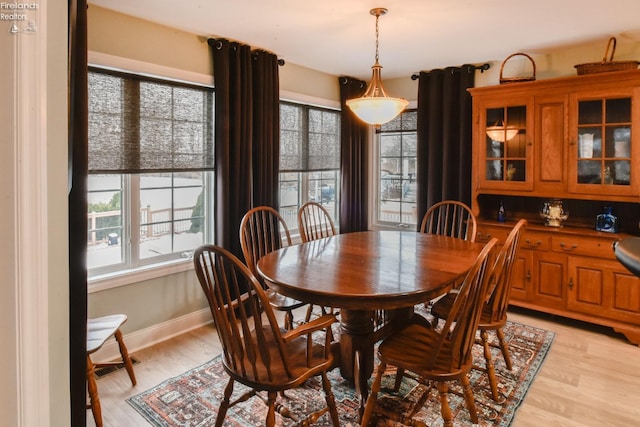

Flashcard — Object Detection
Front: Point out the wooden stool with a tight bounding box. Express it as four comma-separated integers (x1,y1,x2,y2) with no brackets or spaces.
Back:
87,315,137,427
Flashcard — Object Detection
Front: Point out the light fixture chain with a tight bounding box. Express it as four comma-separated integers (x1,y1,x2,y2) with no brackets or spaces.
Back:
375,13,380,63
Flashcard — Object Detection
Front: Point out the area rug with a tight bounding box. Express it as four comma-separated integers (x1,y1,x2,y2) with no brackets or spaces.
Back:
128,320,554,426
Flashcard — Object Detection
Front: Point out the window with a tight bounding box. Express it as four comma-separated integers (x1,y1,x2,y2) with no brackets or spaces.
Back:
279,102,340,236
374,110,418,227
87,68,214,278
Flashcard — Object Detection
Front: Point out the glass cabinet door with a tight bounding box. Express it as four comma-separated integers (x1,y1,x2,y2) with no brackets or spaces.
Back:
570,95,636,195
478,102,532,190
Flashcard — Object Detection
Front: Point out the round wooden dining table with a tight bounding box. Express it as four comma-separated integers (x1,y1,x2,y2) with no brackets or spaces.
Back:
257,230,486,415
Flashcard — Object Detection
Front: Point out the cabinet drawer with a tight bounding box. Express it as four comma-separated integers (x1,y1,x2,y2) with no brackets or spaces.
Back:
551,235,616,259
521,231,550,251
476,226,510,243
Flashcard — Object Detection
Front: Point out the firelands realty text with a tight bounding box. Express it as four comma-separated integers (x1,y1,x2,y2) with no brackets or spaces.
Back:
1,2,38,21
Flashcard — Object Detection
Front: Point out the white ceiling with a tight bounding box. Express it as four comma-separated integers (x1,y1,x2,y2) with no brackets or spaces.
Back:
90,0,640,79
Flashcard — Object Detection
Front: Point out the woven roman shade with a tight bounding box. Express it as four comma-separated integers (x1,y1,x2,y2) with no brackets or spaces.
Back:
279,102,340,172
88,68,214,174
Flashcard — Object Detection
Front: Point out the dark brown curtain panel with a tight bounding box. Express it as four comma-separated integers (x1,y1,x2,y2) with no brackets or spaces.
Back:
210,38,253,259
416,65,475,224
251,50,281,208
68,0,88,425
210,39,281,260
339,77,369,233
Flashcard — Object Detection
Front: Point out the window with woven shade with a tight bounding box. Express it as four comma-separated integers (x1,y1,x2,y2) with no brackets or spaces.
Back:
87,67,215,279
278,101,340,236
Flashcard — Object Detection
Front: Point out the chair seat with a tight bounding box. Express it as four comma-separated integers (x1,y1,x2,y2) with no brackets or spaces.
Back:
378,323,471,380
226,322,335,390
431,293,506,329
87,314,128,354
86,314,136,427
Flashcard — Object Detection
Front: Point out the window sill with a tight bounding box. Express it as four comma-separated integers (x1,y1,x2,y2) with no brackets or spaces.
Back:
88,258,194,293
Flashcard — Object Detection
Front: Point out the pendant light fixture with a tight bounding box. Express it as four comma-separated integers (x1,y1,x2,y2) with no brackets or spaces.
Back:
346,8,408,127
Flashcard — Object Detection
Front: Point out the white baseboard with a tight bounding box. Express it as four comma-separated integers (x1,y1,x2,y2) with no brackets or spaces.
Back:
90,308,213,363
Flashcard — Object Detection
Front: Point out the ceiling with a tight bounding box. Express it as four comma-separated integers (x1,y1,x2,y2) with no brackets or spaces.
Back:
90,0,640,79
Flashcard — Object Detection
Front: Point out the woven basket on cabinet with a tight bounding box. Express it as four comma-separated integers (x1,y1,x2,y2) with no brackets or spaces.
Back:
574,37,639,75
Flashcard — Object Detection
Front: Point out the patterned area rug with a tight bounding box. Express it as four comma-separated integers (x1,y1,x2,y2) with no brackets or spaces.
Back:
128,320,554,426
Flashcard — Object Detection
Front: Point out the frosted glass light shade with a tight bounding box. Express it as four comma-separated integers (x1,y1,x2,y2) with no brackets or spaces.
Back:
346,62,408,126
347,96,409,126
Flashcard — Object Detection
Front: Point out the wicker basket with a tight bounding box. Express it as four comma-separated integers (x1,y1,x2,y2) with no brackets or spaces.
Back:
499,52,536,84
574,37,639,75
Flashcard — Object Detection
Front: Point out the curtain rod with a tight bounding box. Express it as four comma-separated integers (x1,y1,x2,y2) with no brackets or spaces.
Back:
207,37,285,66
411,63,490,80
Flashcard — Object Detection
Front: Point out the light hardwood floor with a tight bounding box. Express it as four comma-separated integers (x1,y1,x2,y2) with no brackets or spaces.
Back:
88,308,640,426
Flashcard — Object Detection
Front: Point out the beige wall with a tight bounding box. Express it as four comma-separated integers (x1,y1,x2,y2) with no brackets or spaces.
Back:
377,37,640,99
89,5,211,76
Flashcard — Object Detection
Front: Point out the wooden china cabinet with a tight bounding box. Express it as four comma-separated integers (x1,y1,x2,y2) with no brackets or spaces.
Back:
470,69,640,345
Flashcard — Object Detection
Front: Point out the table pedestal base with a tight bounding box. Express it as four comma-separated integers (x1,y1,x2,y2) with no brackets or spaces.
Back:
338,307,414,419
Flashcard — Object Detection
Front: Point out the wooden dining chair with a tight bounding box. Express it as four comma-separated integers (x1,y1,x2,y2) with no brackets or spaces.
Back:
360,238,498,427
420,200,477,242
87,314,137,427
430,219,527,402
297,201,338,324
298,201,337,243
240,205,308,330
193,244,340,427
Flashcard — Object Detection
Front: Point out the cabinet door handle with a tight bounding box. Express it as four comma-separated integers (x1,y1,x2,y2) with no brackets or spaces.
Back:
568,278,574,289
525,239,542,248
569,138,577,146
559,242,578,251
526,270,531,281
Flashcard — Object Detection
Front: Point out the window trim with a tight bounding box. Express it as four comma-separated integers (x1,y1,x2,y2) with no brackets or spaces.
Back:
88,258,194,294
